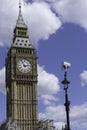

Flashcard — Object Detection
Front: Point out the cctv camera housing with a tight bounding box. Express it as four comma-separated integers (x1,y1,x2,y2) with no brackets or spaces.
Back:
62,61,71,69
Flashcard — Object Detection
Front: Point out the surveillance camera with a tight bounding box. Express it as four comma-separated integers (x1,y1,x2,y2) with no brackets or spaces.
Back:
62,61,71,69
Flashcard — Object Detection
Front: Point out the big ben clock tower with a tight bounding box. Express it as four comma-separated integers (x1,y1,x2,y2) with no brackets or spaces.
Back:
5,1,38,130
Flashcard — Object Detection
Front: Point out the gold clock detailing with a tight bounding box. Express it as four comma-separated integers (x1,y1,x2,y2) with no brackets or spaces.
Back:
17,59,31,73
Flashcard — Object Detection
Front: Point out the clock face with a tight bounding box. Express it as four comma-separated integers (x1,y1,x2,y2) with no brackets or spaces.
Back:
17,59,31,73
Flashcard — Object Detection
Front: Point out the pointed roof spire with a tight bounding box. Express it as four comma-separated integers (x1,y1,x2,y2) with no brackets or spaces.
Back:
16,0,27,28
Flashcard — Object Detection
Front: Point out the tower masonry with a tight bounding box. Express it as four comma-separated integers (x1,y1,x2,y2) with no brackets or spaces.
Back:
5,1,38,130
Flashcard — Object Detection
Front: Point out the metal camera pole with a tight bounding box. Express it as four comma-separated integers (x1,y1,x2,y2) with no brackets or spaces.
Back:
62,63,71,130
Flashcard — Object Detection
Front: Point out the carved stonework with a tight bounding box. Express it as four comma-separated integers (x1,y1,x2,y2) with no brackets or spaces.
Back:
5,1,38,130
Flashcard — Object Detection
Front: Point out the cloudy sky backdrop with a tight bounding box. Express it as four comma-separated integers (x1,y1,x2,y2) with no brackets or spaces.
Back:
0,0,87,130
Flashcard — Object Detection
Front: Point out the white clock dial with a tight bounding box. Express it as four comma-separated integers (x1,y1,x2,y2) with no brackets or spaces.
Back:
17,59,31,73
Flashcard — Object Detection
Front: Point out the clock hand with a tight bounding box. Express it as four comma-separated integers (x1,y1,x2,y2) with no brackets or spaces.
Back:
21,60,27,67
23,63,28,67
21,60,25,65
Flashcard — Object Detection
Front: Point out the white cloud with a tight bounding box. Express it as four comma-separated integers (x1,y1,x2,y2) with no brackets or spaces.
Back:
33,0,87,30
38,65,60,95
54,122,65,130
39,103,87,129
0,0,18,46
33,0,57,3
52,0,87,29
39,105,66,130
38,65,60,105
0,67,6,94
0,0,61,47
1,0,87,47
23,2,61,46
41,94,58,106
41,94,58,102
71,104,87,120
80,71,87,86
70,103,87,128
39,105,65,121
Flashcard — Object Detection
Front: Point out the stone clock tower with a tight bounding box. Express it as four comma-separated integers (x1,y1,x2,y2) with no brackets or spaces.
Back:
5,1,38,130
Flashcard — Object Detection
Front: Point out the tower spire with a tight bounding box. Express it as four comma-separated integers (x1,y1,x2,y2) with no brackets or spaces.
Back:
16,0,27,28
12,0,34,48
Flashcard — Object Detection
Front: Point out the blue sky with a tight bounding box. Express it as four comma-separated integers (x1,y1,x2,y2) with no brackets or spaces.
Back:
0,0,87,130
